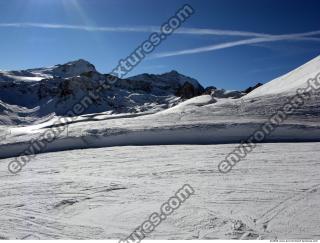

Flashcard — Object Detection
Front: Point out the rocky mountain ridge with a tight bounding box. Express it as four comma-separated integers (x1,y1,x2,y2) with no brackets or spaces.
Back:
0,59,261,125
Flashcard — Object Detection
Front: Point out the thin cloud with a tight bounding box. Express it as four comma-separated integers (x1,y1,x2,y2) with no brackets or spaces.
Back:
0,22,282,37
0,22,159,33
1,22,319,58
1,22,318,40
176,27,271,37
152,30,320,58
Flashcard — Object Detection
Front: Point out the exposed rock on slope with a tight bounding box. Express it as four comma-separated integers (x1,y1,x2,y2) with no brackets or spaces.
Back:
243,83,263,94
129,70,205,97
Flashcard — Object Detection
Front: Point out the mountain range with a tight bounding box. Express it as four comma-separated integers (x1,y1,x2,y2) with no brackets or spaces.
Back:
0,59,257,125
0,55,319,160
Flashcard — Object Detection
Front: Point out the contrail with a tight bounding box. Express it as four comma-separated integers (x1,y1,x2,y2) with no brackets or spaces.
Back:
0,22,160,33
1,22,319,58
0,22,284,37
152,30,320,58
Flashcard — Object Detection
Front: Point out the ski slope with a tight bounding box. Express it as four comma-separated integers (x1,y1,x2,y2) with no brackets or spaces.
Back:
0,54,319,240
0,143,319,240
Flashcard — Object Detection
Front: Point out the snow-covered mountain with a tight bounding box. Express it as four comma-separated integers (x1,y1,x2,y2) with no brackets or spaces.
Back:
1,56,319,240
0,59,96,82
0,59,249,125
0,60,198,124
0,55,319,160
0,57,320,239
0,55,319,240
25,59,97,79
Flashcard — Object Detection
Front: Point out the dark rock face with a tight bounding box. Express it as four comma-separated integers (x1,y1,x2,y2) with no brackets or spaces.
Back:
115,79,152,93
58,80,73,98
203,86,217,95
243,83,263,94
129,70,205,97
176,82,198,99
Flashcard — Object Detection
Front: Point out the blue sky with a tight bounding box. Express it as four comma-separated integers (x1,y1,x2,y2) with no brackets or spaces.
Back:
0,0,319,90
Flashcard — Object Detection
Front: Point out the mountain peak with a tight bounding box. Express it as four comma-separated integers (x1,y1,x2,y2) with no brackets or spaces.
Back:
64,59,93,66
52,59,96,78
160,70,182,77
168,70,180,75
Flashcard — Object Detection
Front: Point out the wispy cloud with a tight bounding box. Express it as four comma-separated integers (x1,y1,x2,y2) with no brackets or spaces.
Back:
0,22,160,33
1,22,319,58
0,22,273,38
152,30,320,58
0,22,297,38
176,27,271,37
1,22,319,39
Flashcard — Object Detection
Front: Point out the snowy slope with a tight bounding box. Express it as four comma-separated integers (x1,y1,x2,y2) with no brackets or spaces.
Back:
246,55,320,98
0,143,319,239
0,56,320,240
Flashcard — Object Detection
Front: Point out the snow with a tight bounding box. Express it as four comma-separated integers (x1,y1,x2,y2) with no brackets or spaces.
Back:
158,95,215,114
3,75,44,82
0,56,320,239
0,143,319,239
0,83,319,159
1,84,319,159
245,55,320,98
